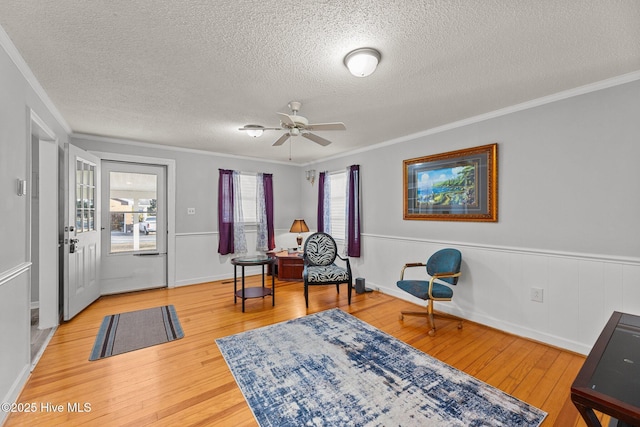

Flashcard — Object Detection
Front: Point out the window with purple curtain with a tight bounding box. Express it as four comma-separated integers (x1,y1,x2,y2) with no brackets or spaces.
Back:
345,165,361,257
217,169,234,255
264,174,275,250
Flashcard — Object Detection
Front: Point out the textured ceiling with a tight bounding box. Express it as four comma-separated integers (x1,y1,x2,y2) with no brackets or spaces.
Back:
1,1,639,164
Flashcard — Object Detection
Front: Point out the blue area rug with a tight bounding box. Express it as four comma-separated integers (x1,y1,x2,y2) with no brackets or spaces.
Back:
216,308,546,426
90,305,184,360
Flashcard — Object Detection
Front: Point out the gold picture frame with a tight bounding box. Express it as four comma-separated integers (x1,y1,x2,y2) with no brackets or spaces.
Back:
403,143,498,222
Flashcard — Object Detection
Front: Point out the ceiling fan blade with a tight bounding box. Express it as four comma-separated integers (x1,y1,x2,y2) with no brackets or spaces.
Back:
305,122,346,131
302,133,332,146
273,133,290,146
238,126,282,131
277,112,295,126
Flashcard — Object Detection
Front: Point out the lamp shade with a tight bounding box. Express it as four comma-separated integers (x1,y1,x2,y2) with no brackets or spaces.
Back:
289,219,309,233
344,48,381,77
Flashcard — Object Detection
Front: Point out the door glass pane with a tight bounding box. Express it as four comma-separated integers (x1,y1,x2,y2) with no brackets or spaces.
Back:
76,160,83,232
109,171,157,253
83,185,88,208
88,187,94,208
83,210,89,232
75,158,97,233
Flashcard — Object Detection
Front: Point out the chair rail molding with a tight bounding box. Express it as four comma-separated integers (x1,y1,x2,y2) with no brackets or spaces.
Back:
354,233,640,355
361,233,640,265
174,228,300,287
0,262,31,288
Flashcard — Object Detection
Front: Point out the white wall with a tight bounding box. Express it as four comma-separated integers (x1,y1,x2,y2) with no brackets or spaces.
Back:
0,29,69,424
304,78,640,354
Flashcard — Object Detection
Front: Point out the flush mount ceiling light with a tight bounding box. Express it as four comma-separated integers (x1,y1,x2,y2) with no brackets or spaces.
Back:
344,47,381,77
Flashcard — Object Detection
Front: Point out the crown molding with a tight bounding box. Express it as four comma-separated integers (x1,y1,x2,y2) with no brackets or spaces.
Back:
70,132,297,166
0,24,71,134
302,70,640,167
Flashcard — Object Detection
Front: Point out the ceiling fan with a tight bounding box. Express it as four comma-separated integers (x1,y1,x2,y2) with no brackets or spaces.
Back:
239,101,346,146
273,101,346,147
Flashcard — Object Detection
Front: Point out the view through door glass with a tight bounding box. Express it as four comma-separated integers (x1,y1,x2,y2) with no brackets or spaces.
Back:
76,160,96,233
109,171,157,253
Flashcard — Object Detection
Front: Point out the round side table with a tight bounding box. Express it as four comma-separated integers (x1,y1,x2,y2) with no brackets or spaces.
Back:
231,255,276,312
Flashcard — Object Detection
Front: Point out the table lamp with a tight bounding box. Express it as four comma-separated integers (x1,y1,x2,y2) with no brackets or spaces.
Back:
289,219,309,247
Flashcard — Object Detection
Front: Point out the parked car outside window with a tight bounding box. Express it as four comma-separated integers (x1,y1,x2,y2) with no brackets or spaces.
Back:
139,216,156,234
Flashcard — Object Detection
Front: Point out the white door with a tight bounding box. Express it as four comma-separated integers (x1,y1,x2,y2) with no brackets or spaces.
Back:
63,143,101,320
100,161,167,294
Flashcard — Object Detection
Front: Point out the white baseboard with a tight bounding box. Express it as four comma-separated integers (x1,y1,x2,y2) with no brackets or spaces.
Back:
174,274,231,287
373,281,591,354
0,364,31,426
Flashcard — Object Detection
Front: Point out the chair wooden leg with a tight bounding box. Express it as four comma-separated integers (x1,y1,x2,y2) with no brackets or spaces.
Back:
426,300,436,336
304,284,309,308
399,311,430,320
399,300,463,337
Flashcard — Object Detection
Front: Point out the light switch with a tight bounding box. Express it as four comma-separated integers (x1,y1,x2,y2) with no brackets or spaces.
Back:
187,207,196,215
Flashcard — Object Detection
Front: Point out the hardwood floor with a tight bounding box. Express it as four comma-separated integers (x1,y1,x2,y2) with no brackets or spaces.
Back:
7,276,607,426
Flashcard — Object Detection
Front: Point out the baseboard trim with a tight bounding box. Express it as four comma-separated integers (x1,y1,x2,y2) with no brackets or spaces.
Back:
0,363,31,425
373,281,591,355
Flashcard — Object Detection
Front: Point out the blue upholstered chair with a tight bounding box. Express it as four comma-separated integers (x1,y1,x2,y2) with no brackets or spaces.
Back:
397,248,462,336
303,232,352,308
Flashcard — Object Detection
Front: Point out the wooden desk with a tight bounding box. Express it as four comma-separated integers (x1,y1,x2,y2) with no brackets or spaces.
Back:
272,251,304,281
571,311,640,427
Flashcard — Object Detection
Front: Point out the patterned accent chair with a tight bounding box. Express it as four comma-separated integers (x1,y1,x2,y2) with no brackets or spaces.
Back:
397,248,462,336
303,232,352,308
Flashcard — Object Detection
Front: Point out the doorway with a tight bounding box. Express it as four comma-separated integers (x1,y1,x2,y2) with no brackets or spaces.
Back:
29,111,58,368
100,161,168,294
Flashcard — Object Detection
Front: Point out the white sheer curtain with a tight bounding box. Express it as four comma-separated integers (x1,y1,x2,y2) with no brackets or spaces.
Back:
232,171,247,254
322,172,332,234
255,173,268,251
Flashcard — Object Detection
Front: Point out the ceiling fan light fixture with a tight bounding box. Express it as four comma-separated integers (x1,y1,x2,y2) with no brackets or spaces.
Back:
247,129,263,137
241,124,264,137
344,47,381,77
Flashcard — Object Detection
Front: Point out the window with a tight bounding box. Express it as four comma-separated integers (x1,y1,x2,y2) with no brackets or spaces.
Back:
329,171,347,240
75,159,96,233
239,172,257,224
108,171,158,253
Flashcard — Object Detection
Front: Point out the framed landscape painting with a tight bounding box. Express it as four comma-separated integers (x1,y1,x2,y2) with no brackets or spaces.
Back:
403,143,498,222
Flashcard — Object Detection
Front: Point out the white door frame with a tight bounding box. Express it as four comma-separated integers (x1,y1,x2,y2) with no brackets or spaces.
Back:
91,152,176,287
29,110,59,329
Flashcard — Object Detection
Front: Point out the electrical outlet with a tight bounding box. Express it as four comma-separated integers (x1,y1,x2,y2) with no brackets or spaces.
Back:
530,287,544,303
187,207,196,215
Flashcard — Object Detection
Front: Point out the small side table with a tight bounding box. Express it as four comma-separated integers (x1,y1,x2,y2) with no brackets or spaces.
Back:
231,255,275,312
